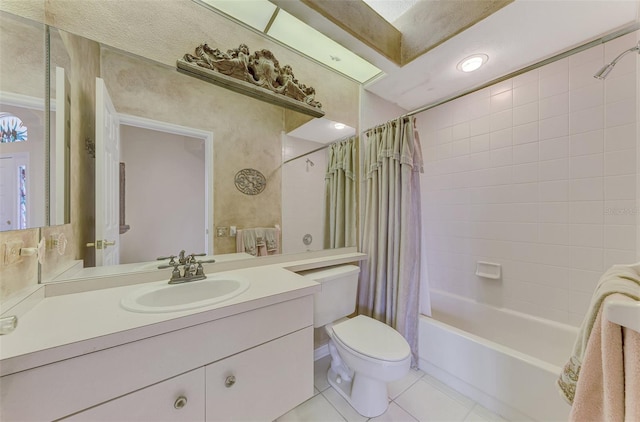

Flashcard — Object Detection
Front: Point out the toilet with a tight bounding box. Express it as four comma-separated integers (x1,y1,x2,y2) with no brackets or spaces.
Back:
300,265,411,418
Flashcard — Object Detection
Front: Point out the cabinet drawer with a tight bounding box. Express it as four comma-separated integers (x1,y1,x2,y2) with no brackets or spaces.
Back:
205,327,313,421
64,368,205,422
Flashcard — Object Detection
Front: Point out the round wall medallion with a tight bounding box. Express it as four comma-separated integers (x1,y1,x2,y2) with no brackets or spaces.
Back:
234,168,266,195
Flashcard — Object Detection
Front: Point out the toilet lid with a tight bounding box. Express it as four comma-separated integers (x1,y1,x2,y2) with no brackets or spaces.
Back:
331,315,411,362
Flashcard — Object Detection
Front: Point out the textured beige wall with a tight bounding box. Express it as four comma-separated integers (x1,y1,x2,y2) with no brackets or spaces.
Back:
44,0,359,256
0,0,43,23
0,228,39,302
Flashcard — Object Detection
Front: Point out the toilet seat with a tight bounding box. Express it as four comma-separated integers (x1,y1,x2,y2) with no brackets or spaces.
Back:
331,315,410,362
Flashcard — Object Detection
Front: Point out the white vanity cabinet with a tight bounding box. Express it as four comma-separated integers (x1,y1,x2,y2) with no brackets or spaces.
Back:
1,296,314,421
64,368,206,421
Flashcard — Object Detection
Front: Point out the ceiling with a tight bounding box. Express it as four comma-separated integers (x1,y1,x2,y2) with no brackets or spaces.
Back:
364,0,640,112
274,0,639,113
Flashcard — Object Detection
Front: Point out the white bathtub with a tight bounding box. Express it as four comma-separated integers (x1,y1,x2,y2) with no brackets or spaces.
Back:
418,290,578,421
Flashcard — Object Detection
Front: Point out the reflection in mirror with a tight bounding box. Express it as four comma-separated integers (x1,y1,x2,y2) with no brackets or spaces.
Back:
0,11,46,231
32,0,360,282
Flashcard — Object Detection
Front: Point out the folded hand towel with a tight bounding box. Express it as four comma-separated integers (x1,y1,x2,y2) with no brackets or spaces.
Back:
241,229,257,256
558,264,640,404
569,294,640,422
264,228,277,252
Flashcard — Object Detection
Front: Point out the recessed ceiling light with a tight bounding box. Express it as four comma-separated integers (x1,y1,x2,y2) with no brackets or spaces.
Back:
457,54,489,73
334,123,346,130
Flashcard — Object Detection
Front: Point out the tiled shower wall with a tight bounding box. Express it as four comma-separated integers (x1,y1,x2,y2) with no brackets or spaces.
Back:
417,32,639,326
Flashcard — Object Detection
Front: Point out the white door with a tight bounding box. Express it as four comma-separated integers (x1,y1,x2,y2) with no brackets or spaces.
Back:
94,78,120,266
51,66,70,225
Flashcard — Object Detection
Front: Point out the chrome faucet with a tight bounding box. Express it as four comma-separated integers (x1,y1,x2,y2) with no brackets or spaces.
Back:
158,251,215,284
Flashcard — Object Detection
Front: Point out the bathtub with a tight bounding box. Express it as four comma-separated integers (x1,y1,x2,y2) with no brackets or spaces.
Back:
418,290,578,421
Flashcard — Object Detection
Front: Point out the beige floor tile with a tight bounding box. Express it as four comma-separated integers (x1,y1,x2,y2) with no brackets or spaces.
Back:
463,404,509,422
370,402,419,422
276,394,346,422
322,387,369,422
388,368,425,399
394,378,473,421
314,355,332,392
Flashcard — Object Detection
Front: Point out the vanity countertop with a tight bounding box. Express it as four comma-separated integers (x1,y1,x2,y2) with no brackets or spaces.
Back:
0,251,366,377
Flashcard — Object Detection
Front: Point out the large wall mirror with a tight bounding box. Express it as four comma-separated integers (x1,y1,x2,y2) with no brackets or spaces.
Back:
0,0,359,282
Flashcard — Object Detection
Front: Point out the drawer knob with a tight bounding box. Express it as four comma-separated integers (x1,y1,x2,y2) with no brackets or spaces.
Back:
174,396,188,409
225,375,236,388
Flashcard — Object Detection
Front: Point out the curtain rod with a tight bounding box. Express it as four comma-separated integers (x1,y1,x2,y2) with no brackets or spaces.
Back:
402,22,640,118
283,135,355,164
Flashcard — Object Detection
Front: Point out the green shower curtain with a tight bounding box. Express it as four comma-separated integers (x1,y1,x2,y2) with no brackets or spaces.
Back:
359,116,424,364
324,136,357,249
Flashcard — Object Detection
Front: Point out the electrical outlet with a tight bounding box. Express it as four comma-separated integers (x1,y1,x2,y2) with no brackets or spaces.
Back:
216,227,228,237
3,240,23,266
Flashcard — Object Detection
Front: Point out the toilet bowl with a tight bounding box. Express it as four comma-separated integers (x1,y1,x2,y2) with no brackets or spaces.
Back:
326,315,411,417
298,265,411,418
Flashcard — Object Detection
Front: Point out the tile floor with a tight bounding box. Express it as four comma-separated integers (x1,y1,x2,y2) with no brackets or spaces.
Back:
276,356,508,422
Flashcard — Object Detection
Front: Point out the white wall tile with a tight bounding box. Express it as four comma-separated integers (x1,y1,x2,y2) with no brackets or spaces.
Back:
570,177,603,201
570,83,603,112
452,122,470,140
540,71,569,99
490,80,513,96
605,123,636,152
604,149,636,176
571,246,603,271
540,92,569,119
606,98,637,128
540,223,570,245
436,127,453,144
604,200,637,225
571,154,603,179
513,102,539,126
604,225,636,251
539,158,570,181
422,36,638,327
604,174,636,200
513,142,539,164
491,90,513,113
569,58,603,91
513,83,539,107
491,109,512,131
539,202,569,223
540,115,569,140
451,139,470,157
570,224,603,248
569,201,604,224
511,162,538,183
571,130,603,156
513,122,539,145
570,106,603,134
540,136,570,160
603,248,637,268
469,133,491,153
490,147,512,168
605,71,637,104
539,180,569,202
539,57,569,79
490,128,512,150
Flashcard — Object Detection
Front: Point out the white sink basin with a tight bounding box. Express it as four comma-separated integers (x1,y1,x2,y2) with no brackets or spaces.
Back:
121,278,250,313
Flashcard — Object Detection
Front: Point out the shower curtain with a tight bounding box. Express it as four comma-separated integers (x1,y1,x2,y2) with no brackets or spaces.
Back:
359,116,424,364
324,136,357,249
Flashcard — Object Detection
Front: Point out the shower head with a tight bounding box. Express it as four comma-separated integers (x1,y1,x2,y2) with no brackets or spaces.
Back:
593,41,640,80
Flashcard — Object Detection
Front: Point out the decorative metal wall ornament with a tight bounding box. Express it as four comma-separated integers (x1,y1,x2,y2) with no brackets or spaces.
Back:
177,43,325,118
234,168,266,196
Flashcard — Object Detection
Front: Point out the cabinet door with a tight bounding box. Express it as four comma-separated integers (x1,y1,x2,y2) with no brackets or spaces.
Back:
64,368,205,421
206,327,313,421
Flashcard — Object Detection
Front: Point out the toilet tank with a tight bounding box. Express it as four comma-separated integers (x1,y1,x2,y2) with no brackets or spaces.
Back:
298,265,360,328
